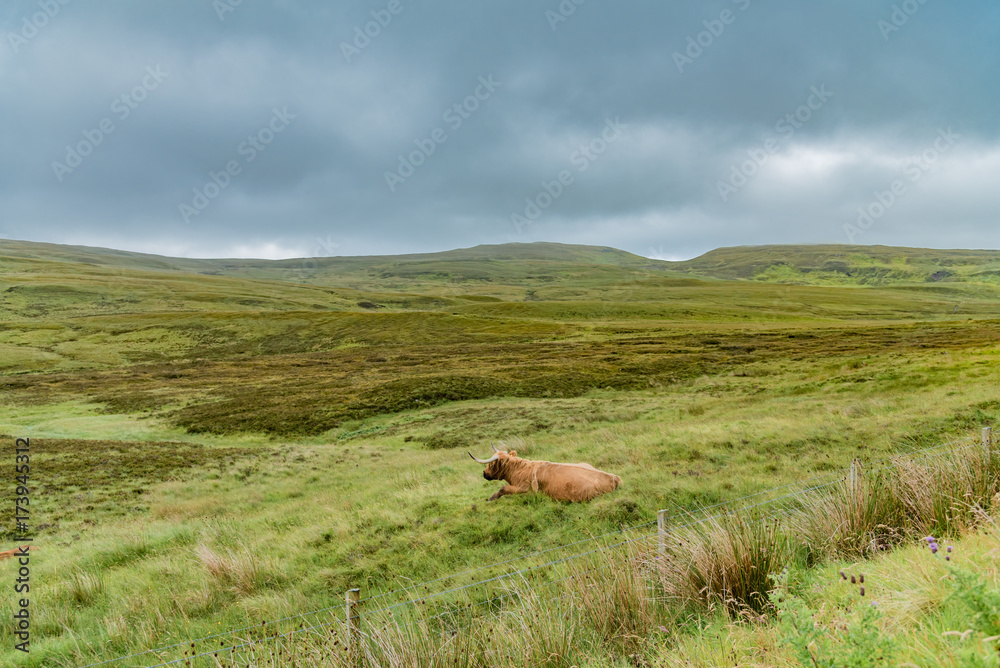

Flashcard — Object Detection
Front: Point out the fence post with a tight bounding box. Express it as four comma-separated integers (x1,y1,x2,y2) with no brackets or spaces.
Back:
346,588,360,663
984,427,993,456
850,459,860,493
657,509,668,558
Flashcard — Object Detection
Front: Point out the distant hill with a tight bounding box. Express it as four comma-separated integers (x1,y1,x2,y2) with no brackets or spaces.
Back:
0,239,666,286
666,244,1000,287
0,239,653,272
0,239,213,273
0,239,690,323
3,238,1000,290
246,242,668,286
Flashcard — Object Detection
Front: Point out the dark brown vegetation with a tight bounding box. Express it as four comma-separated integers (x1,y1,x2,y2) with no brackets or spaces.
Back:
3,320,998,436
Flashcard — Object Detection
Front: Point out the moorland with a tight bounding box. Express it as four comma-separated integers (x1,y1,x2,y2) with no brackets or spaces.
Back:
1,239,999,666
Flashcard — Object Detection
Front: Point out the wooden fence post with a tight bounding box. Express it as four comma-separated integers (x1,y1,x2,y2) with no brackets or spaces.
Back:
984,427,993,456
850,459,860,493
657,509,668,558
346,588,360,663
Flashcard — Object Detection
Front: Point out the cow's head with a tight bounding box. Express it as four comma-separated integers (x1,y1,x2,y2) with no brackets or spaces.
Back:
468,444,517,480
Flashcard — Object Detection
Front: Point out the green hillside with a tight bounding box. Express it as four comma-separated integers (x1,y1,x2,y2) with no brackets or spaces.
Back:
6,239,1000,292
669,244,1000,287
0,239,662,287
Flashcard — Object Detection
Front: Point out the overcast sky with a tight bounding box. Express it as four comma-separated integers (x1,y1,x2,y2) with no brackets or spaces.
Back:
1,0,998,260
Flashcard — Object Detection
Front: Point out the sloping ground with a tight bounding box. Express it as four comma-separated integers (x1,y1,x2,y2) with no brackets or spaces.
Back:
0,239,664,287
6,239,1000,293
0,240,678,310
0,239,212,273
667,244,1000,286
0,254,471,324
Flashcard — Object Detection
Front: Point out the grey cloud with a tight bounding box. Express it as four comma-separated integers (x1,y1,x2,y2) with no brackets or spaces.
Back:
0,0,997,258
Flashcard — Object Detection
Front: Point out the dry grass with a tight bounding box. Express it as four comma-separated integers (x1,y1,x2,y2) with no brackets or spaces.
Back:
653,512,788,617
564,543,657,654
892,446,999,537
796,442,1000,562
795,473,906,560
152,496,226,521
195,542,281,597
62,568,106,606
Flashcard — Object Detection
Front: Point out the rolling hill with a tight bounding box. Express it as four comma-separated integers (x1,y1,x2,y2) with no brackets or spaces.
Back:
4,238,1000,289
668,244,1000,286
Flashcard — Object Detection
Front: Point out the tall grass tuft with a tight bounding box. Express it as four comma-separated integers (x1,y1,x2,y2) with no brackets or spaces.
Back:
62,568,106,606
796,469,906,560
565,543,655,654
195,541,281,596
653,512,787,616
894,445,1000,537
286,580,583,667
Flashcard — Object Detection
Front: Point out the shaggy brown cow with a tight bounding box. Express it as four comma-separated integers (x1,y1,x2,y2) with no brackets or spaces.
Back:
468,446,621,502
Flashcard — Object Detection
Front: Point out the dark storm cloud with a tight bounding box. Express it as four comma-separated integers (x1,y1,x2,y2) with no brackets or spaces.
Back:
1,0,997,259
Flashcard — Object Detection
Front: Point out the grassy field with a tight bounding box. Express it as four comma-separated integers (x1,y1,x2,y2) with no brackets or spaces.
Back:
207,441,1000,667
1,239,999,666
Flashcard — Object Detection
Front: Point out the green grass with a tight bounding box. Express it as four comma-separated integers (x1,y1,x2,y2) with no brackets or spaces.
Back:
46,432,998,668
1,238,1000,666
671,243,1000,287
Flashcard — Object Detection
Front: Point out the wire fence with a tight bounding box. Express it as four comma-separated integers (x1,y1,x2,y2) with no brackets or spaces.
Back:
78,427,994,667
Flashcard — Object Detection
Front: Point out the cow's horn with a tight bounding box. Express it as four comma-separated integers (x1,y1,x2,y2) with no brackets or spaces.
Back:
491,442,499,453
469,452,500,464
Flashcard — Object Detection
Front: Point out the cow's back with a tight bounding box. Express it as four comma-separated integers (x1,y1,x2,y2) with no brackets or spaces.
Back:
535,461,620,502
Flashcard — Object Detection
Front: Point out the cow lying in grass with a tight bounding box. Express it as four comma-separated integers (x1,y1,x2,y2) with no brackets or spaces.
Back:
469,446,621,502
